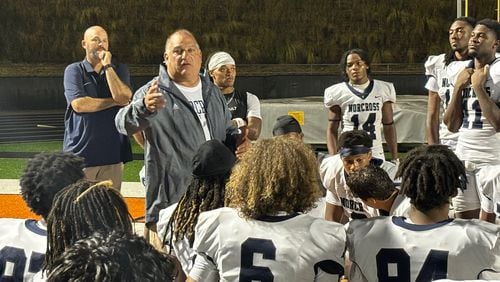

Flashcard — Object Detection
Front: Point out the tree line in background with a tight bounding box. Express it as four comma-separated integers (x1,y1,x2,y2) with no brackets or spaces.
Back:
0,0,497,65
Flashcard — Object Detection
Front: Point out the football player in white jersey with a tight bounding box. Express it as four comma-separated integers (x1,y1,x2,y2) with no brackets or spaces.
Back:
320,130,397,223
46,231,177,281
157,139,236,280
42,180,134,278
0,152,84,281
346,165,410,217
444,18,500,219
188,137,346,282
425,17,476,149
272,115,327,218
347,145,500,281
324,48,398,161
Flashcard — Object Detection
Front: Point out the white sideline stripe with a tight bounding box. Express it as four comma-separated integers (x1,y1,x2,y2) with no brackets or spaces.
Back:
0,179,145,198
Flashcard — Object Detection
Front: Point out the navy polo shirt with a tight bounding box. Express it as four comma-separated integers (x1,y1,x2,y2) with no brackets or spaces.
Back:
63,59,132,167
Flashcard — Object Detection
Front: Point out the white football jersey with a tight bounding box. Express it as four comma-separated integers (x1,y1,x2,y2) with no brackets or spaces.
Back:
0,219,46,281
157,203,193,274
479,164,500,224
157,203,218,280
324,79,396,160
320,154,398,220
456,59,500,165
390,194,411,217
347,216,500,281
425,54,469,147
191,207,346,282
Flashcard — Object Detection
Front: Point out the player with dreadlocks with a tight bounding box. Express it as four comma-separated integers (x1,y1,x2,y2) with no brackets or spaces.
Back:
42,180,134,277
347,145,500,281
47,230,177,282
0,152,84,281
156,139,236,280
188,137,346,281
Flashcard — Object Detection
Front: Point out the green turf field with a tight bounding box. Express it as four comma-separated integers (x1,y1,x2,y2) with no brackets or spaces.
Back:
0,141,144,182
0,140,411,181
0,141,143,154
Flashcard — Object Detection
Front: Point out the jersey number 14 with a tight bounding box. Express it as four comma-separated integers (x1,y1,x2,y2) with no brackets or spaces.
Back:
351,113,377,139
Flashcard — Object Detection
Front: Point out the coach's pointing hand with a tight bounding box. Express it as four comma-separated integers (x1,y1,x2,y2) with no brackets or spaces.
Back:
144,80,166,112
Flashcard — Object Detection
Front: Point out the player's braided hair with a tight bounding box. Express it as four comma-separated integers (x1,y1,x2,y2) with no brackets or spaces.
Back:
396,145,466,212
164,174,228,248
47,231,177,282
226,137,321,219
44,180,133,273
340,48,372,82
445,17,476,65
19,152,85,218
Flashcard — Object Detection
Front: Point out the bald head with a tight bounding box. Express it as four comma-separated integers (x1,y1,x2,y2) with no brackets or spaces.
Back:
81,25,109,63
163,29,202,87
83,26,107,40
164,29,199,53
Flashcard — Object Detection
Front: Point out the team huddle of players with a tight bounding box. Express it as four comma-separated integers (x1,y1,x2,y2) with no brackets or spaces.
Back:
2,16,500,282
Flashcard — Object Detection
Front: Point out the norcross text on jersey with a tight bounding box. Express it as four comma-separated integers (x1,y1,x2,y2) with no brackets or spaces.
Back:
348,102,381,113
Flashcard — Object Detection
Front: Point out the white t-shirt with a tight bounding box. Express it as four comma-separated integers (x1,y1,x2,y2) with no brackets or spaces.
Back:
0,219,46,281
324,79,396,160
246,92,262,119
174,81,211,141
190,207,346,282
347,216,500,281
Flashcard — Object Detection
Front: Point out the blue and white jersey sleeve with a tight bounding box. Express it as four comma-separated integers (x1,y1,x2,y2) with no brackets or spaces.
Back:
378,80,396,104
324,83,346,109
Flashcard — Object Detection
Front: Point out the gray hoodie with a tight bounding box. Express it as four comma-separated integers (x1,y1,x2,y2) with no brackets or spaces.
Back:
115,64,237,223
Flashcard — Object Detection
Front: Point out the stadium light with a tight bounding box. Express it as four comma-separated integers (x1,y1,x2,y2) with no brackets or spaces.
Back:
457,0,469,17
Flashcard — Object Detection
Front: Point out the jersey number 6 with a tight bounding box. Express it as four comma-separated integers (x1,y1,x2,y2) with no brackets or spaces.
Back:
240,238,276,282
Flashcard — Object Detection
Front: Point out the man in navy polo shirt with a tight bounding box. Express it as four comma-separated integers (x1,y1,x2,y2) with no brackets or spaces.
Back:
63,25,132,191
